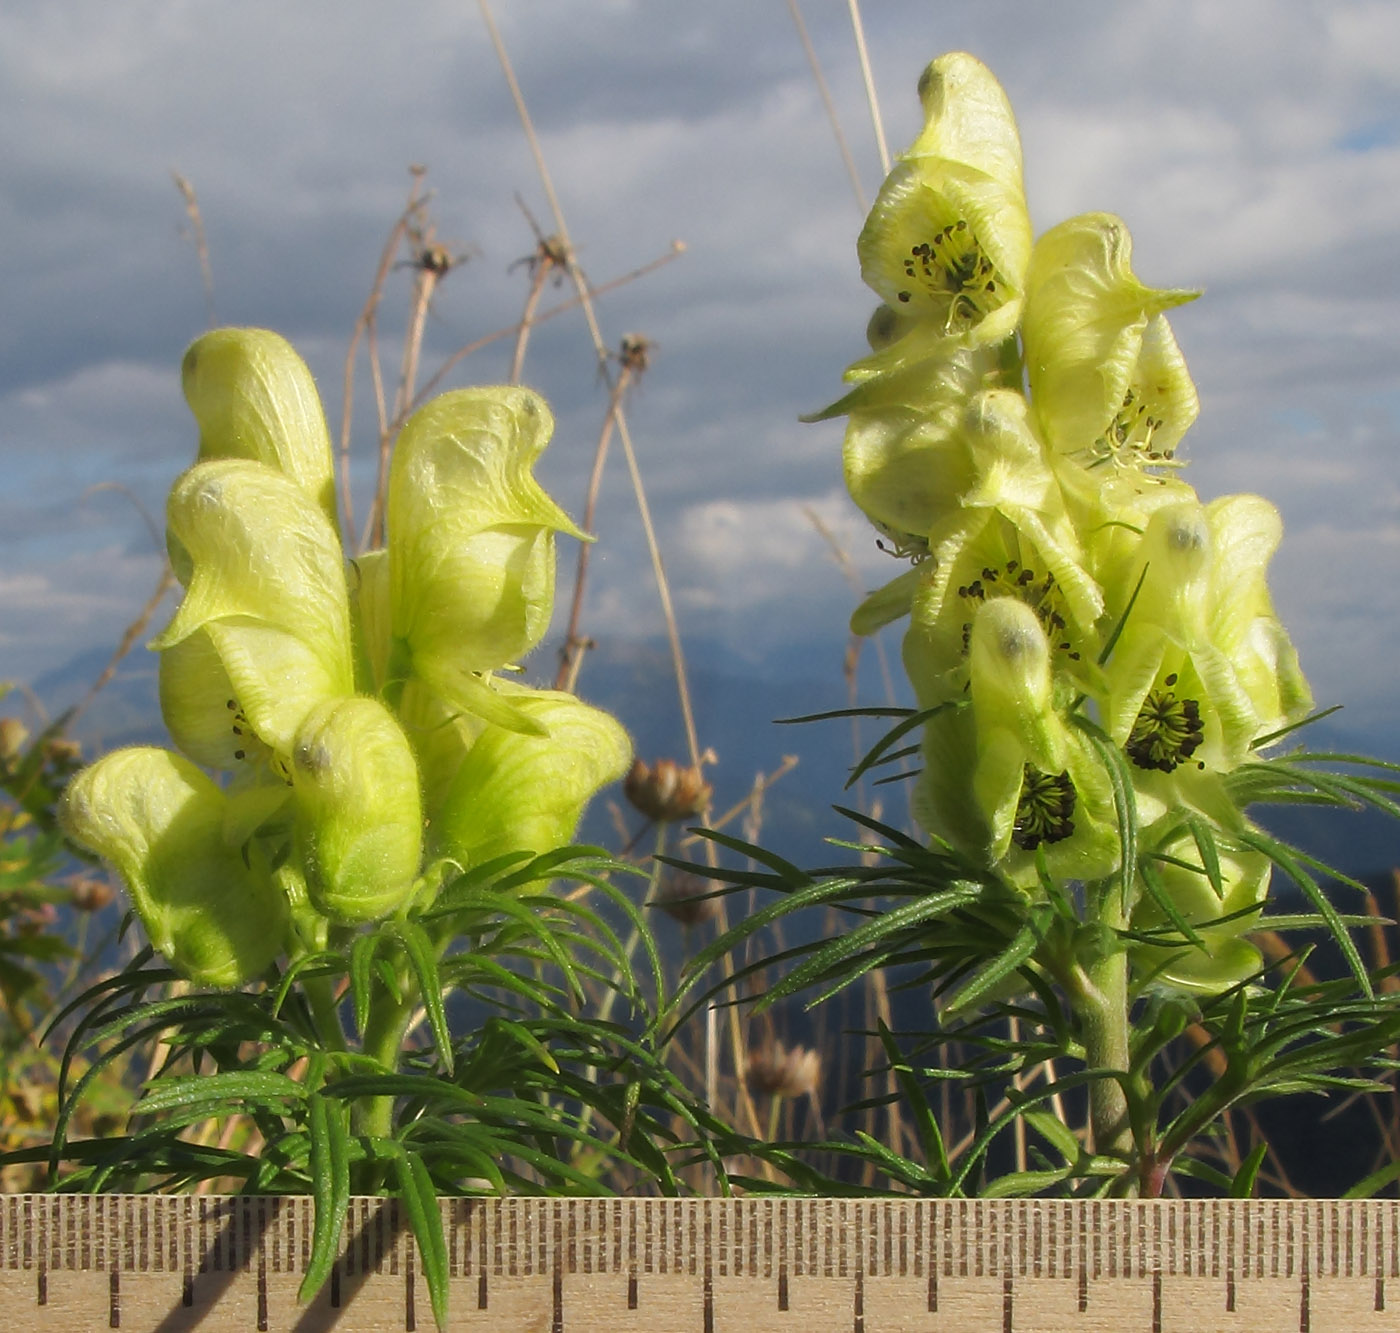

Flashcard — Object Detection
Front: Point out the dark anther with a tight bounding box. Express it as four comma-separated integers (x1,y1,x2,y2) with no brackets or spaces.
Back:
1126,689,1205,773
1013,766,1078,850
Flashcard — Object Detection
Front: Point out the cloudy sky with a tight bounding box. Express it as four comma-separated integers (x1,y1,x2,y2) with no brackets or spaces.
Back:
3,1,1398,758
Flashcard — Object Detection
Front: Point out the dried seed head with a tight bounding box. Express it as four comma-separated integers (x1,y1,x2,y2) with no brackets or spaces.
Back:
42,737,82,773
651,870,721,927
623,757,712,822
618,334,653,374
70,876,117,913
0,717,28,763
747,1040,821,1100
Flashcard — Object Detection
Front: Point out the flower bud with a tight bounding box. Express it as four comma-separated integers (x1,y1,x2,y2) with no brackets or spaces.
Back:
1132,836,1271,995
69,876,116,913
651,870,722,927
1023,214,1198,463
59,747,286,986
181,328,340,536
290,697,423,924
387,388,583,727
0,716,28,765
435,688,631,869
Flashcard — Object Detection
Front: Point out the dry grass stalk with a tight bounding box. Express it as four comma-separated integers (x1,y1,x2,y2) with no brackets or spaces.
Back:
845,0,890,175
507,195,571,384
477,0,762,1143
784,0,868,214
338,169,429,546
554,348,640,693
171,171,215,328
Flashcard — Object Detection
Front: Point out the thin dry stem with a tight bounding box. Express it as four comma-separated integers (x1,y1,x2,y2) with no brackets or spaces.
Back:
508,195,570,383
171,171,215,328
361,217,450,551
338,172,428,544
784,0,868,213
479,0,755,1142
555,362,633,692
846,0,890,174
412,243,685,409
510,263,549,384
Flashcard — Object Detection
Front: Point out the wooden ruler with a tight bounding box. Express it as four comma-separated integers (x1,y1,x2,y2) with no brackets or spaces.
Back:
0,1194,1397,1331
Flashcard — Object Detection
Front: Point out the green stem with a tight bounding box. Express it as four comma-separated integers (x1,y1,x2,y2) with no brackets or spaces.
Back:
354,977,416,1142
1077,883,1135,1170
303,975,349,1056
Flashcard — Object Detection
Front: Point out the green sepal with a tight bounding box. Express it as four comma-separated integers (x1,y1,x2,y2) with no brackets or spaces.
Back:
388,387,583,686
152,458,354,756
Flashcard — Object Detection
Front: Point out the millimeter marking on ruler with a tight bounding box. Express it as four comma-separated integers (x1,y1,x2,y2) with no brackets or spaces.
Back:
0,1196,1397,1330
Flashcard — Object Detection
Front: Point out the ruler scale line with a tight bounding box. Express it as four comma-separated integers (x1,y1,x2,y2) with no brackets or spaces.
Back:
5,1195,1400,1328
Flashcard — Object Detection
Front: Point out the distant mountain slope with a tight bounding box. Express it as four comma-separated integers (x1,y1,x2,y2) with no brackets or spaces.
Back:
25,632,1400,880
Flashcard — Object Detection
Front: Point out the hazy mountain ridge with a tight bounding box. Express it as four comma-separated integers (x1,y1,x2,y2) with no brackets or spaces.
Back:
21,633,1400,879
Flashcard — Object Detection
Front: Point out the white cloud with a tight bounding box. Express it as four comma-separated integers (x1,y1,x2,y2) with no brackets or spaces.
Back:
0,546,171,686
0,0,1395,744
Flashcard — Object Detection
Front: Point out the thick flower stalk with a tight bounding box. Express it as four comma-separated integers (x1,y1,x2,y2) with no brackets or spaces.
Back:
61,329,630,987
827,54,1313,1157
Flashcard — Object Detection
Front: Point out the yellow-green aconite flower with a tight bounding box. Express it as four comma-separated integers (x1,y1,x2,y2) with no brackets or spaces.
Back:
1023,214,1198,468
181,327,340,536
1104,497,1310,776
386,387,584,734
60,748,287,986
153,458,355,770
849,52,1031,386
434,685,631,872
906,597,1116,881
860,390,1102,660
1131,835,1272,995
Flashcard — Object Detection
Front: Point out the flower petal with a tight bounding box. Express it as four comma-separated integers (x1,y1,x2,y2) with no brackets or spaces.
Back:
152,458,355,750
857,53,1030,346
1024,214,1197,461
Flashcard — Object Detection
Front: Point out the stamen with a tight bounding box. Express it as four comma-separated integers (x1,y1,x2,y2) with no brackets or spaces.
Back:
1126,687,1205,772
897,219,1008,332
1013,766,1077,849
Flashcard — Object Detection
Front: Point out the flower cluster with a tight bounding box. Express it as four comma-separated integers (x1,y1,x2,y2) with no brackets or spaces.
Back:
61,330,629,985
827,55,1312,994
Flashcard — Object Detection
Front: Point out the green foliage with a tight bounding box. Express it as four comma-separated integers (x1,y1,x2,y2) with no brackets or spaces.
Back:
15,849,720,1329
675,727,1400,1199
